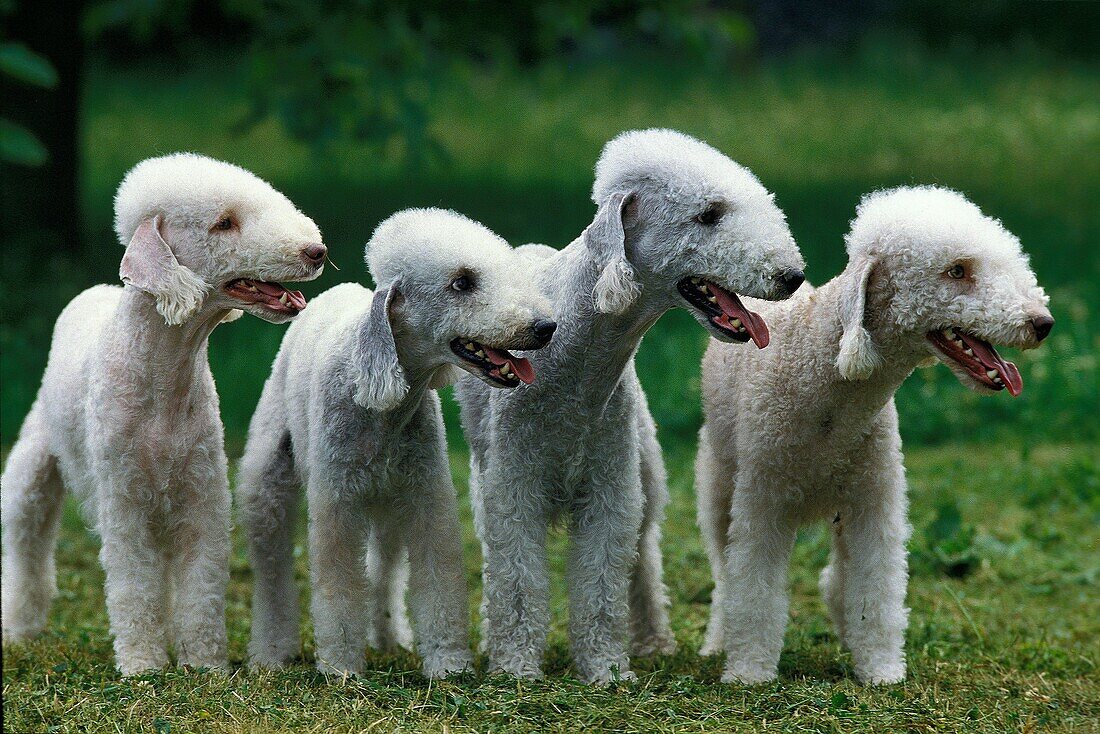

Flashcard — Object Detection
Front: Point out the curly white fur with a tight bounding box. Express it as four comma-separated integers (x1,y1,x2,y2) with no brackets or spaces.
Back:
456,129,806,684
695,186,1052,685
1,153,324,675
238,208,553,678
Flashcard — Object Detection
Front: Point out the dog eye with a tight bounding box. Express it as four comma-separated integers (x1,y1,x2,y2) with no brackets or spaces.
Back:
946,263,967,280
213,216,235,232
450,275,474,292
694,205,723,226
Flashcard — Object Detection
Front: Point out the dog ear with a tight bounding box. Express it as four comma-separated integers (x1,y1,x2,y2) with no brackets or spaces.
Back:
585,191,641,314
836,257,882,380
354,282,409,411
120,216,208,325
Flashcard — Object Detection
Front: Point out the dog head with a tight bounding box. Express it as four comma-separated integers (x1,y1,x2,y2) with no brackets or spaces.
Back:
115,153,325,325
353,208,555,411
583,128,806,347
836,186,1052,396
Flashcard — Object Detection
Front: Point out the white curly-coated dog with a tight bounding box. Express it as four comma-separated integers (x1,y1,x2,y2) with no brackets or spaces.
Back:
456,129,807,684
696,186,1054,685
1,153,325,674
238,208,555,678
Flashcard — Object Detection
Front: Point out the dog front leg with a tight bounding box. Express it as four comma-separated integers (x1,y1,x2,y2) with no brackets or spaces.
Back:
721,487,797,684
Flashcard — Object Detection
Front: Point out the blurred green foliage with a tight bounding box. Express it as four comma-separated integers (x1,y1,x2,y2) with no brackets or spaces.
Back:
0,39,58,165
84,0,751,163
1,40,1095,452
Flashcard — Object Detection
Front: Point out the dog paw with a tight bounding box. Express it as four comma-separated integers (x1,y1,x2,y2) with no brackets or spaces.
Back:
632,635,678,657
698,640,724,657
422,652,474,679
721,662,777,685
116,650,170,677
487,658,544,680
857,664,906,685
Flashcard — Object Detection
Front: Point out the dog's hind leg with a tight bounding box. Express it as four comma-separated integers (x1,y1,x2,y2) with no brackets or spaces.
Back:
1,402,65,643
365,519,412,651
240,428,303,668
629,402,677,656
695,426,733,656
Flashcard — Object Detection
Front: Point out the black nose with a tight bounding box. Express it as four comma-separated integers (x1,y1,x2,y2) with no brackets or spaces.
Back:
1031,315,1054,342
777,269,805,296
532,319,557,344
301,243,327,265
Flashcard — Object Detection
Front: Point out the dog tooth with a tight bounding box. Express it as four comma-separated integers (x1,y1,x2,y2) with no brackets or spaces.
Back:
279,292,289,305
691,277,702,285
476,350,486,358
707,295,718,304
964,348,974,356
465,341,475,350
986,369,998,379
731,318,742,328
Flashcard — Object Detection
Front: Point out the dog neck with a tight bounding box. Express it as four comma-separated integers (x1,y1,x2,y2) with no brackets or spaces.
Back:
105,286,230,400
802,272,926,422
537,238,663,404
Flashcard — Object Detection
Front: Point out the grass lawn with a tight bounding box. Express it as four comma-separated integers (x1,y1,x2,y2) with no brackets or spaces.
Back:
2,442,1098,733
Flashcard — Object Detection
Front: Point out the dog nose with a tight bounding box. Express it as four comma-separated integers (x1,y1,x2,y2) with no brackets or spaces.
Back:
1030,314,1054,342
301,243,327,266
532,319,557,344
777,269,805,296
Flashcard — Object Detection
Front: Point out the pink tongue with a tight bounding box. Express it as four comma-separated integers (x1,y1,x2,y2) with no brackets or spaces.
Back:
960,333,1023,397
482,346,536,385
252,281,306,309
708,284,770,349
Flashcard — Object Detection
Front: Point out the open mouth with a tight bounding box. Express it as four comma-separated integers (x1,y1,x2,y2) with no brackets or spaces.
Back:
677,277,770,348
224,279,307,316
450,338,536,387
927,327,1023,396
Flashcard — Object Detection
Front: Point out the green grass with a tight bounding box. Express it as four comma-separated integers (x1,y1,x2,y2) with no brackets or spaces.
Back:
3,443,1097,733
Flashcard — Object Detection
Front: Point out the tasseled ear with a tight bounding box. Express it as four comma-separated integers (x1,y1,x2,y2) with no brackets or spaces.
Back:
119,216,208,325
585,191,641,314
353,282,409,411
836,258,881,380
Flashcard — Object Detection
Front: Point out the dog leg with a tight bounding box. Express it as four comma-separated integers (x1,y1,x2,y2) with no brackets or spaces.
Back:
721,486,797,685
398,476,472,678
309,487,370,675
171,465,230,671
365,518,412,651
478,466,550,679
1,404,64,643
838,481,909,685
567,467,644,684
99,491,170,675
694,426,733,656
629,405,676,656
240,430,302,668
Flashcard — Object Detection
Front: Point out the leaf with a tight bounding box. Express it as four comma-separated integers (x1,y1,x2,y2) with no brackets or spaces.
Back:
0,118,48,166
0,42,58,88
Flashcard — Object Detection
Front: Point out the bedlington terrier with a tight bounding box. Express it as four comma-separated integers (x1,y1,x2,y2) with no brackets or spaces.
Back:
238,208,555,678
1,153,325,674
456,129,807,683
696,186,1054,685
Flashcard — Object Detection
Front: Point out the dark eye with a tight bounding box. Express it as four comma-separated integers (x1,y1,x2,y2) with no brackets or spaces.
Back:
694,205,723,226
946,263,967,280
450,274,474,292
213,216,235,231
